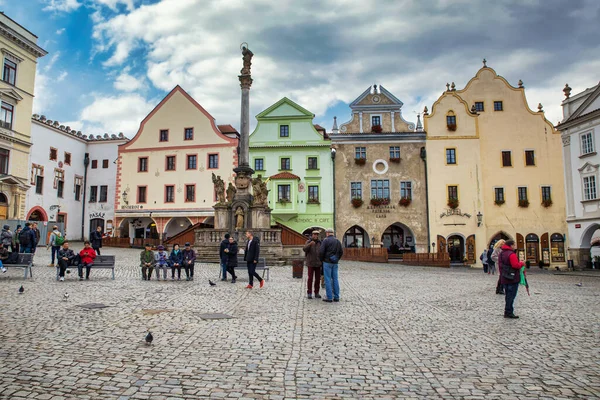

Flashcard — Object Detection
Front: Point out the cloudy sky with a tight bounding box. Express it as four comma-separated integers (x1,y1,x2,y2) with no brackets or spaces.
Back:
5,0,600,136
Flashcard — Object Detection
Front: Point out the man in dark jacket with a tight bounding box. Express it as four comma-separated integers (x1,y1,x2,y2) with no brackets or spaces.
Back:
303,231,322,299
219,233,230,281
225,236,238,283
57,242,76,281
91,226,103,255
182,242,196,281
318,228,344,303
499,240,524,319
19,223,37,254
31,222,41,254
244,231,264,289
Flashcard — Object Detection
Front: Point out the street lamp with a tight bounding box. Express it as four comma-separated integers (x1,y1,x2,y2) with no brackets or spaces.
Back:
477,211,483,227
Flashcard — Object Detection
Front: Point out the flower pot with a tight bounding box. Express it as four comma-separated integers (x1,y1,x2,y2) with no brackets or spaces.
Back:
351,198,363,208
389,157,400,163
354,158,366,166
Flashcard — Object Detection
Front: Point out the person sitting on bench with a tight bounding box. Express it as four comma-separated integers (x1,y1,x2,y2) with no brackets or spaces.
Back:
0,243,8,273
78,241,97,281
154,245,169,281
57,242,76,281
140,243,155,281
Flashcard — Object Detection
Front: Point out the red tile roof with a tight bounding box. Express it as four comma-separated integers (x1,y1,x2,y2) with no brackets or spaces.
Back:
314,124,326,131
218,124,239,134
270,172,301,180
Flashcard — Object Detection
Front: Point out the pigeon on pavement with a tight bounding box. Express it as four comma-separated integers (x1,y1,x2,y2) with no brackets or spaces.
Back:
18,285,24,294
64,292,69,301
576,282,582,287
209,280,217,286
145,331,153,345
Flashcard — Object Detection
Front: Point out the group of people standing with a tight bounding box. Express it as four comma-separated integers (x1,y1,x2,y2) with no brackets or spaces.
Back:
0,222,43,273
302,228,344,303
219,231,264,289
481,239,525,318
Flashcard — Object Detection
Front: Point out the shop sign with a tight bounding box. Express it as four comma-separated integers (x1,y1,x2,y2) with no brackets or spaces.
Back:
440,208,471,218
90,212,105,219
121,205,143,210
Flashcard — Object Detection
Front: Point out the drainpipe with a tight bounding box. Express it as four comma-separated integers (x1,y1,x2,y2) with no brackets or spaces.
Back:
81,153,90,241
331,148,337,236
420,147,431,253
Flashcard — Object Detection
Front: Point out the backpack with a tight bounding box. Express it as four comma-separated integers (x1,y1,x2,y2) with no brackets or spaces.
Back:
19,229,31,246
54,232,65,246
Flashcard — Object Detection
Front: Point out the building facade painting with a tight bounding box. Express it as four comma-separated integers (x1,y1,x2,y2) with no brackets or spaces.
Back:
249,97,333,235
330,85,428,252
0,13,47,220
115,85,238,242
556,82,600,268
425,63,567,268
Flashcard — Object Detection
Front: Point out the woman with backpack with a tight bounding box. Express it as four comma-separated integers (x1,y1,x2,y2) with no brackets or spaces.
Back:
48,226,64,267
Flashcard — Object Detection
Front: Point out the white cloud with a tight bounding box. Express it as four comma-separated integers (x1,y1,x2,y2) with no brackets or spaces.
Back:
93,0,135,11
78,94,155,134
56,28,66,35
42,0,81,12
114,70,145,92
57,71,68,82
32,71,52,115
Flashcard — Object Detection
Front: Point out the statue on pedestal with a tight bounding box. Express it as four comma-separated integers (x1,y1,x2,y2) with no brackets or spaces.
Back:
252,175,269,206
226,182,237,203
241,45,253,75
235,207,245,230
212,173,226,204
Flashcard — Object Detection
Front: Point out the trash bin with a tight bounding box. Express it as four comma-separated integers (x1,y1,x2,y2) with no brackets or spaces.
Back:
567,260,574,271
292,259,304,279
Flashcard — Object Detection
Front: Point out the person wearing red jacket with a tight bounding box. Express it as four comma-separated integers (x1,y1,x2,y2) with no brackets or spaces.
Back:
78,241,97,281
498,240,524,318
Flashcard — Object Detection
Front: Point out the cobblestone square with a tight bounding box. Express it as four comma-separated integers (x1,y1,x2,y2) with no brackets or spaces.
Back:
1,247,598,399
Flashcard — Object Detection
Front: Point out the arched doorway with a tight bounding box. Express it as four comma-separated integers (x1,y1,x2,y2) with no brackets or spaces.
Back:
90,218,105,235
0,193,8,219
147,221,159,240
550,233,566,263
381,222,415,254
525,233,540,264
447,234,465,263
343,225,369,248
164,217,192,240
488,231,511,250
27,206,48,222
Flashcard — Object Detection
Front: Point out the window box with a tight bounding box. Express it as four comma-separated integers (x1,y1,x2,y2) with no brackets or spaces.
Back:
399,197,411,207
541,199,553,208
351,198,363,208
389,157,400,163
371,124,383,133
447,197,459,209
307,200,320,205
277,198,291,204
370,197,390,206
518,199,530,208
494,199,505,206
354,158,366,166
447,123,457,131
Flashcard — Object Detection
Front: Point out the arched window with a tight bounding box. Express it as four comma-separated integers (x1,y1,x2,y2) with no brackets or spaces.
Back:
344,226,367,248
446,110,457,131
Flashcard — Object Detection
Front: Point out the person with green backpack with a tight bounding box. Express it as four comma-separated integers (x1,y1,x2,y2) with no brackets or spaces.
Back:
48,226,65,267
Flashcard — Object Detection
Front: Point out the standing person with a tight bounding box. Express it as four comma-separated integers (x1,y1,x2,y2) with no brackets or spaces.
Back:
1,225,13,253
499,240,525,318
182,242,196,281
91,226,103,255
219,233,230,281
78,241,96,281
318,228,344,303
491,240,506,294
31,222,41,254
244,231,264,289
169,243,183,281
154,245,169,281
13,225,22,254
480,248,489,273
140,243,155,281
225,236,238,283
303,230,322,299
48,226,64,267
0,243,8,273
487,246,497,275
18,223,36,254
57,242,76,282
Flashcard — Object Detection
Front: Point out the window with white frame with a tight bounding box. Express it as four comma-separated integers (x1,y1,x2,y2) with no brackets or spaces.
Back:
581,132,594,155
351,182,362,199
371,179,390,199
583,176,597,200
400,181,412,199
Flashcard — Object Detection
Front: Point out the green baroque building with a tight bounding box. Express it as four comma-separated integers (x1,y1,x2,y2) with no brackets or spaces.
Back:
249,97,333,236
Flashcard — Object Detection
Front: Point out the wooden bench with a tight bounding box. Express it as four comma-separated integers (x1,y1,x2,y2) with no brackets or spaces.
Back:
220,257,270,281
3,253,34,279
56,255,116,280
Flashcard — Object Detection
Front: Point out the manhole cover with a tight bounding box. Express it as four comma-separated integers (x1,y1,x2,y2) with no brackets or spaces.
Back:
78,303,109,309
141,309,173,315
197,313,234,320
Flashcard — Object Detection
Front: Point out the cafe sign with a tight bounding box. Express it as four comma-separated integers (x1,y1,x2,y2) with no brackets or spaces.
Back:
367,205,396,219
440,208,471,219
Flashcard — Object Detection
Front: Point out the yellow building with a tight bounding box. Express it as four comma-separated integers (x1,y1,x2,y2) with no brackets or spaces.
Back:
115,86,238,242
424,62,568,268
0,12,47,219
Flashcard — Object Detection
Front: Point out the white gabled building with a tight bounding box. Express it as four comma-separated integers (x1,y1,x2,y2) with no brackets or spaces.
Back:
557,82,600,268
27,114,128,242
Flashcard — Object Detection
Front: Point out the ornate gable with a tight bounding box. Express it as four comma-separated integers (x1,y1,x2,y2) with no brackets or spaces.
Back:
578,162,600,174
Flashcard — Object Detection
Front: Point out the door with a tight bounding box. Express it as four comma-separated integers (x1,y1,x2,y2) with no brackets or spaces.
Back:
525,234,539,264
516,233,525,262
466,234,476,264
90,218,105,235
437,235,447,253
0,193,7,219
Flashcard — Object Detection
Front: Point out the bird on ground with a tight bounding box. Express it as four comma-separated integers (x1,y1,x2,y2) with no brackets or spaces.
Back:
64,292,69,301
145,331,153,345
209,280,217,286
576,282,582,287
18,285,24,294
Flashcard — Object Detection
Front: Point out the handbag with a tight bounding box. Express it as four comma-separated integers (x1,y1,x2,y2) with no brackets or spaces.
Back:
501,265,517,280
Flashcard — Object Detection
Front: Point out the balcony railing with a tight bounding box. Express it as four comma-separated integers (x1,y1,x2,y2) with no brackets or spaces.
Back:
0,121,12,130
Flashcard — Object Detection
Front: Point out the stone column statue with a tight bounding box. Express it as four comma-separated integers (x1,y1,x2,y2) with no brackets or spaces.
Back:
212,173,226,204
226,182,237,203
235,207,245,230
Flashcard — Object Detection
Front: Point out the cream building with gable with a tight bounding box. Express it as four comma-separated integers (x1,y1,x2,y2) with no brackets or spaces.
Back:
424,62,567,268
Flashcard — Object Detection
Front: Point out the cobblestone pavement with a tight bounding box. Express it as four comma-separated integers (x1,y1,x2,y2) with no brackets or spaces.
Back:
1,247,599,399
